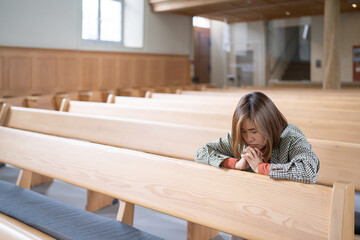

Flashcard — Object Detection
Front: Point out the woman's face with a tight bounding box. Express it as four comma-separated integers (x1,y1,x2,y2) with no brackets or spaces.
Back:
241,118,266,150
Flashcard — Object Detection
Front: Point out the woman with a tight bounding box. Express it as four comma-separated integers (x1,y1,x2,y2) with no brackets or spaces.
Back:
195,91,319,183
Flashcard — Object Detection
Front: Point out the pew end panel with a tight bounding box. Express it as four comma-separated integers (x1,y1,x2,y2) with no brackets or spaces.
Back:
106,93,116,103
329,182,354,240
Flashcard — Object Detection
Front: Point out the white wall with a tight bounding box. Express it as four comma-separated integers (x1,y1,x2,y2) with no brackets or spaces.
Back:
0,0,79,49
0,0,193,55
145,8,192,55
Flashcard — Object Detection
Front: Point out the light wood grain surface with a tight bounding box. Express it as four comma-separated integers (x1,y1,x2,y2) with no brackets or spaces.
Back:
0,127,350,240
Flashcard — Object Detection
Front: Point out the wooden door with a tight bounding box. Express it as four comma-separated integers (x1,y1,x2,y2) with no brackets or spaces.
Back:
194,27,210,83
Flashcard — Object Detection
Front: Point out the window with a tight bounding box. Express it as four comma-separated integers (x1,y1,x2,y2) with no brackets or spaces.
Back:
192,16,210,29
82,0,124,43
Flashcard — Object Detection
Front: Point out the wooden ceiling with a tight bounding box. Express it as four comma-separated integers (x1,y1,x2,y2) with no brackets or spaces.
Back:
148,0,360,23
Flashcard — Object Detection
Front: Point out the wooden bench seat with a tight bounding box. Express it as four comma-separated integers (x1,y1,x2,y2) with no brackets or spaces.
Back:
0,126,354,240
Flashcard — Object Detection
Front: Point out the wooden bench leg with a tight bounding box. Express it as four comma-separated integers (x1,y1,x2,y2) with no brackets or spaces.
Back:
16,170,32,189
16,169,54,189
31,173,53,187
187,222,218,240
86,190,114,212
117,201,135,226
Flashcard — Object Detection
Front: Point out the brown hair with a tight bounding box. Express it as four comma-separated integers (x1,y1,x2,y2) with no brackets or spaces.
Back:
231,92,288,160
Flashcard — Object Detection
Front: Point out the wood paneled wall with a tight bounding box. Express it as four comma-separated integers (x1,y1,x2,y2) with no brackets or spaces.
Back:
0,46,191,97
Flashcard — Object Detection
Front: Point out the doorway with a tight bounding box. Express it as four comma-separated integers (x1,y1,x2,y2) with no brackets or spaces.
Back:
236,50,254,86
354,46,360,82
193,26,210,83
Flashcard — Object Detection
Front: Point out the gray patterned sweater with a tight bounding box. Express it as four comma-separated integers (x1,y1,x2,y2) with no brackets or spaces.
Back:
195,124,320,183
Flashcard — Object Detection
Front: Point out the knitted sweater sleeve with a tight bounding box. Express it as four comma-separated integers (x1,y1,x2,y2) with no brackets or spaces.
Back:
195,132,235,167
269,125,320,184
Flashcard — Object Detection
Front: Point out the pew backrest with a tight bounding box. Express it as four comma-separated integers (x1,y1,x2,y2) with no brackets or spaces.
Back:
66,100,231,129
149,93,360,122
111,97,360,144
180,89,360,101
1,105,225,160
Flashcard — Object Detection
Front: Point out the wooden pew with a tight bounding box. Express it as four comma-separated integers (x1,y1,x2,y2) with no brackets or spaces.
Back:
116,94,360,113
78,89,115,102
3,104,360,238
110,96,360,144
65,100,230,130
0,135,164,240
184,86,360,98
0,104,224,239
149,92,360,118
61,100,360,192
0,119,355,239
174,88,360,97
0,96,26,109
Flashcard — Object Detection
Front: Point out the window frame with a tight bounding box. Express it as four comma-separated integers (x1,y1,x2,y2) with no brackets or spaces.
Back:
81,0,124,45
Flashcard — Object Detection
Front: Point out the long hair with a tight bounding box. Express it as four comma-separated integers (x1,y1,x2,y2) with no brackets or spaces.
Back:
231,92,288,160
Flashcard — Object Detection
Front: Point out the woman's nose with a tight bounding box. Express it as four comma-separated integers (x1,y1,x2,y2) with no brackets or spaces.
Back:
244,134,251,142
246,135,254,142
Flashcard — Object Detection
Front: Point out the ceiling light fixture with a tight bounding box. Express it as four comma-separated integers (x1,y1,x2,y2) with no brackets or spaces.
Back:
352,3,357,7
285,11,291,16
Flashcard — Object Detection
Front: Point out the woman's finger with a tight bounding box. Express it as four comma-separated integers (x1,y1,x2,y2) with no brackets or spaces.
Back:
254,148,262,156
247,147,257,158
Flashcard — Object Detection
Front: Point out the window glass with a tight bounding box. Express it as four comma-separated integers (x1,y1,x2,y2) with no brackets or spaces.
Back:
100,0,122,42
82,0,123,43
193,16,210,28
82,0,99,40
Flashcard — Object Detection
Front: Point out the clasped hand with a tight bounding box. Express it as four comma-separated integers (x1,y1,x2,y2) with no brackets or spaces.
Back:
234,146,264,173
